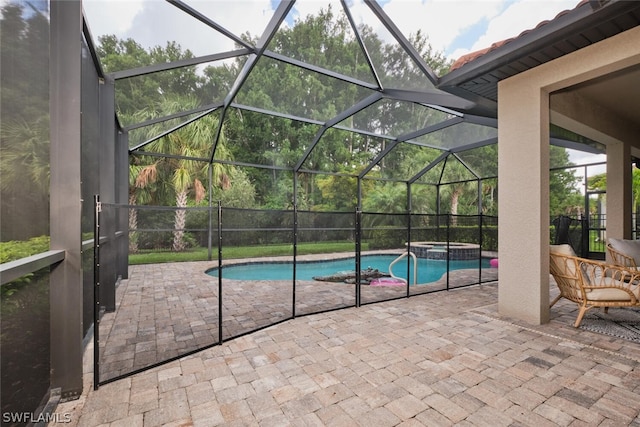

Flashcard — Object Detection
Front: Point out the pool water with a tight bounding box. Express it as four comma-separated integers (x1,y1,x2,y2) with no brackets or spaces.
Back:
208,254,491,284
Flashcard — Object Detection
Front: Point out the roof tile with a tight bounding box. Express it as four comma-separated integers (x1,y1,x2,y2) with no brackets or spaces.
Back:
449,0,589,72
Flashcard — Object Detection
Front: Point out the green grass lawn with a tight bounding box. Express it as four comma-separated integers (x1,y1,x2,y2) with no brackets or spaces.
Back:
129,241,370,265
589,229,607,252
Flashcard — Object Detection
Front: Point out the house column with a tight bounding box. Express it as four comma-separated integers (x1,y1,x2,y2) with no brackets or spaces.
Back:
498,78,550,325
606,142,632,241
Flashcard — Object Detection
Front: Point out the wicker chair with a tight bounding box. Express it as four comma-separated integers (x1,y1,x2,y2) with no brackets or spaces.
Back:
549,246,640,327
607,240,640,270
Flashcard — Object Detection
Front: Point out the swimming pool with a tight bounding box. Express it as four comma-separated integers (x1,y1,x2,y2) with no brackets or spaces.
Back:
207,254,491,284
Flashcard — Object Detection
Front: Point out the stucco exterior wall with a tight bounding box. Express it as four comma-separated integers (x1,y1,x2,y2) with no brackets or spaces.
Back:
497,26,640,324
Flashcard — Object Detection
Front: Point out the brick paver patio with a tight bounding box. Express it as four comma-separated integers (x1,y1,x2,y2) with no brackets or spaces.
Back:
96,253,498,382
51,259,640,426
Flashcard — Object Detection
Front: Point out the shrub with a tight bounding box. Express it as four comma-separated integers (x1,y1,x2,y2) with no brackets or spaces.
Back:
366,227,406,250
0,235,50,264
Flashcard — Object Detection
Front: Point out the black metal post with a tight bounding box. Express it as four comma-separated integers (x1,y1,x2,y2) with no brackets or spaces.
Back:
436,184,441,238
406,182,411,297
208,166,213,261
478,180,483,285
446,214,450,290
355,209,362,307
217,201,223,344
292,204,298,317
477,178,483,216
479,214,483,284
356,177,362,307
93,195,101,390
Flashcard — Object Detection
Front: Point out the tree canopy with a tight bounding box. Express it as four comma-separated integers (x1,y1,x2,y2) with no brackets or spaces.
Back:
0,2,594,243
0,3,50,240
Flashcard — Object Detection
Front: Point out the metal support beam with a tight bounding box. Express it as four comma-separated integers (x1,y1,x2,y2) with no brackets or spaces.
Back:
381,88,475,111
129,108,219,153
167,0,253,50
116,129,129,279
111,49,250,81
341,0,383,90
294,93,383,171
100,76,117,311
263,50,379,90
123,102,223,132
358,112,463,179
50,0,83,399
408,151,449,184
397,116,464,143
210,0,294,163
366,0,439,85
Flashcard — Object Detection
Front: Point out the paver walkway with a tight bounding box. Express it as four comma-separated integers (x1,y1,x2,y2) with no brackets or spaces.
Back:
96,255,497,382
51,263,640,426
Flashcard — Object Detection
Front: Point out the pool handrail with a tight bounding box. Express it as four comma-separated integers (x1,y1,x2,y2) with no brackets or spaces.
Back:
389,251,417,285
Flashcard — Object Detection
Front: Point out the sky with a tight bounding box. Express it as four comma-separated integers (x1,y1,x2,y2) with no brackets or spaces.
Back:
76,0,607,173
80,0,581,63
0,0,606,178
80,0,605,169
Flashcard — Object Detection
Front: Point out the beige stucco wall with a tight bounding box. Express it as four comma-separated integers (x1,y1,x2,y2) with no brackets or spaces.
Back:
498,80,550,324
606,142,632,241
497,26,640,324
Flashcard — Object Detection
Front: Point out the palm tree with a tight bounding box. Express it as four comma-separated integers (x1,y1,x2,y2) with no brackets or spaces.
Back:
128,157,158,252
362,182,407,214
0,116,50,239
134,96,231,251
439,156,477,225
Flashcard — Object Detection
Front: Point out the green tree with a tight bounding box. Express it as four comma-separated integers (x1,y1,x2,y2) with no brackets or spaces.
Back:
314,168,360,212
440,168,476,218
128,157,161,252
549,146,583,217
208,7,453,211
134,97,232,251
0,117,50,240
0,3,50,241
1,3,49,122
587,166,640,213
97,36,203,123
362,182,407,214
210,168,257,208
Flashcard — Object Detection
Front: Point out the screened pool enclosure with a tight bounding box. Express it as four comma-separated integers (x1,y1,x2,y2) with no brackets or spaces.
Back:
85,0,509,387
2,0,616,416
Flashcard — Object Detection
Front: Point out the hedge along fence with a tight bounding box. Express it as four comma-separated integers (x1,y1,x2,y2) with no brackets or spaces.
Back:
382,219,591,256
129,206,502,253
0,236,50,263
365,224,499,252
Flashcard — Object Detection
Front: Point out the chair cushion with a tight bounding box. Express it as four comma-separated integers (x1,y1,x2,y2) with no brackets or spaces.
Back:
550,244,576,257
608,238,640,265
550,244,578,278
587,278,640,301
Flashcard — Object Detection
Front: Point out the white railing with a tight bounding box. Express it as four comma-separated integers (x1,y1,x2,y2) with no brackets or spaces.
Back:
389,251,417,285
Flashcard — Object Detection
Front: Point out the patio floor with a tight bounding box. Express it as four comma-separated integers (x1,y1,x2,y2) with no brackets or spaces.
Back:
51,260,640,427
95,253,499,382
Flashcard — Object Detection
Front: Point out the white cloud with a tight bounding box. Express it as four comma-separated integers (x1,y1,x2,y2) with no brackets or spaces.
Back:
453,0,578,58
568,150,606,166
83,0,580,63
382,0,503,53
84,0,275,57
83,0,145,37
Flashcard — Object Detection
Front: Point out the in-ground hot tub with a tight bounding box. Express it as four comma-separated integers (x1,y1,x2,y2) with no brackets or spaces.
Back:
408,242,480,260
